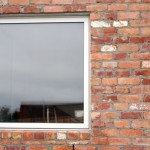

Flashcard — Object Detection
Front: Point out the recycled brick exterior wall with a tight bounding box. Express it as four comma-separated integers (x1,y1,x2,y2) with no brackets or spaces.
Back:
0,0,150,150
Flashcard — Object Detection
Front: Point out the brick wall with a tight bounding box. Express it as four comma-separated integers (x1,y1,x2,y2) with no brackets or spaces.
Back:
0,0,150,150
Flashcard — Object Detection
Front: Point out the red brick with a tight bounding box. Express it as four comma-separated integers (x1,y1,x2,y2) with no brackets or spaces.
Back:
130,37,150,43
103,28,117,36
91,129,101,136
34,132,44,140
1,131,11,139
115,70,130,77
91,45,100,52
144,95,150,102
97,0,115,2
31,0,50,4
67,131,78,140
91,137,107,144
132,138,150,146
114,86,130,94
65,5,86,12
141,28,150,35
120,129,142,137
144,130,150,136
118,28,139,36
144,112,150,119
103,12,117,20
23,131,33,140
75,146,97,150
102,78,117,85
114,53,127,60
102,112,117,119
91,86,113,94
141,12,150,19
117,12,140,20
45,131,56,140
114,120,130,128
114,103,128,111
92,103,112,110
79,132,90,140
92,37,112,44
74,0,95,4
108,4,127,11
132,86,150,94
0,146,4,150
91,95,101,102
101,147,120,150
118,0,139,2
114,37,129,44
118,78,140,85
142,0,150,2
103,95,118,102
6,146,26,150
132,120,150,128
102,62,117,68
130,4,150,10
9,0,29,5
94,70,113,77
108,138,130,145
91,78,101,85
142,78,150,85
53,146,72,150
118,44,139,52
122,147,144,150
121,112,142,119
91,28,101,36
29,146,48,150
86,4,107,11
90,13,101,20
119,61,140,68
52,0,73,4
130,20,150,27
2,6,19,14
91,62,101,69
130,53,150,60
91,53,112,60
102,129,119,136
44,6,64,12
134,70,150,76
142,44,150,51
23,6,40,13
120,95,141,102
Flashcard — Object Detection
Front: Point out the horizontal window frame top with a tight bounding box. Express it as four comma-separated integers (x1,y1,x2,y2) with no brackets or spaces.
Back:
0,16,90,129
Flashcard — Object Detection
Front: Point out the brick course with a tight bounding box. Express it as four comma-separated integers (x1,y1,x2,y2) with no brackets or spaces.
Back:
0,0,150,150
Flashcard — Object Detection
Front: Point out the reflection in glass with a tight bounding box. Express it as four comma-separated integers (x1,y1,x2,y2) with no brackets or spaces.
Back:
0,22,84,123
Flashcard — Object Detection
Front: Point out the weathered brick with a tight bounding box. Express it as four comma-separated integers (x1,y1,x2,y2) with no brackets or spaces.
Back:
75,146,97,150
130,4,150,10
118,78,140,85
114,103,128,111
23,131,33,140
91,21,111,28
117,12,140,20
120,129,142,137
120,95,141,102
113,21,128,27
119,61,140,68
31,0,50,4
130,53,150,60
9,0,29,5
102,112,117,119
91,78,101,85
2,6,19,13
108,138,130,145
34,132,44,140
118,28,139,36
79,132,90,140
45,131,56,140
53,146,72,150
114,86,130,94
141,28,150,35
114,120,130,128
91,53,112,60
91,112,101,120
141,12,150,19
12,131,22,139
92,37,112,44
114,53,127,60
144,95,150,102
90,13,101,20
130,20,150,27
144,112,150,119
102,78,117,85
91,137,107,144
108,4,127,11
103,28,117,36
132,86,150,94
132,138,150,146
29,146,48,150
115,70,130,77
44,6,64,12
142,78,150,85
101,45,116,52
102,129,119,136
91,86,113,94
142,61,150,68
114,37,129,44
134,70,150,76
53,0,73,4
92,103,112,110
67,131,79,140
86,4,107,11
121,112,142,119
118,44,139,52
103,95,118,102
132,120,150,128
102,62,117,68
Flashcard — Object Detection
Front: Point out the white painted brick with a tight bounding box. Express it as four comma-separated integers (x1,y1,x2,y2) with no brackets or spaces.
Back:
91,21,111,28
142,61,150,68
57,132,66,140
101,45,116,52
113,21,128,27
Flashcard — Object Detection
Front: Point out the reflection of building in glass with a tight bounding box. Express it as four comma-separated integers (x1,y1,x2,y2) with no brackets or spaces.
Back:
0,103,83,123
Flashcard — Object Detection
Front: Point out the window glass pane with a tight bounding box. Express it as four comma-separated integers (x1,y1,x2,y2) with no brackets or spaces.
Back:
0,22,84,123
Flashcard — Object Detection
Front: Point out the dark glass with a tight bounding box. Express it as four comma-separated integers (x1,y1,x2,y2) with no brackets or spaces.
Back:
0,22,84,123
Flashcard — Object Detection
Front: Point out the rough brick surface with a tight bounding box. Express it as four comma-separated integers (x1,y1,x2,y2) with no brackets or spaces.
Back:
0,0,149,149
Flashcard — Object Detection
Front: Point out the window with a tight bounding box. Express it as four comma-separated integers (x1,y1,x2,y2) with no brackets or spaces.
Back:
0,16,89,129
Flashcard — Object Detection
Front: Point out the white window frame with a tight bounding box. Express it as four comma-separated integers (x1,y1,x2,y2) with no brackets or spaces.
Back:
0,16,90,129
